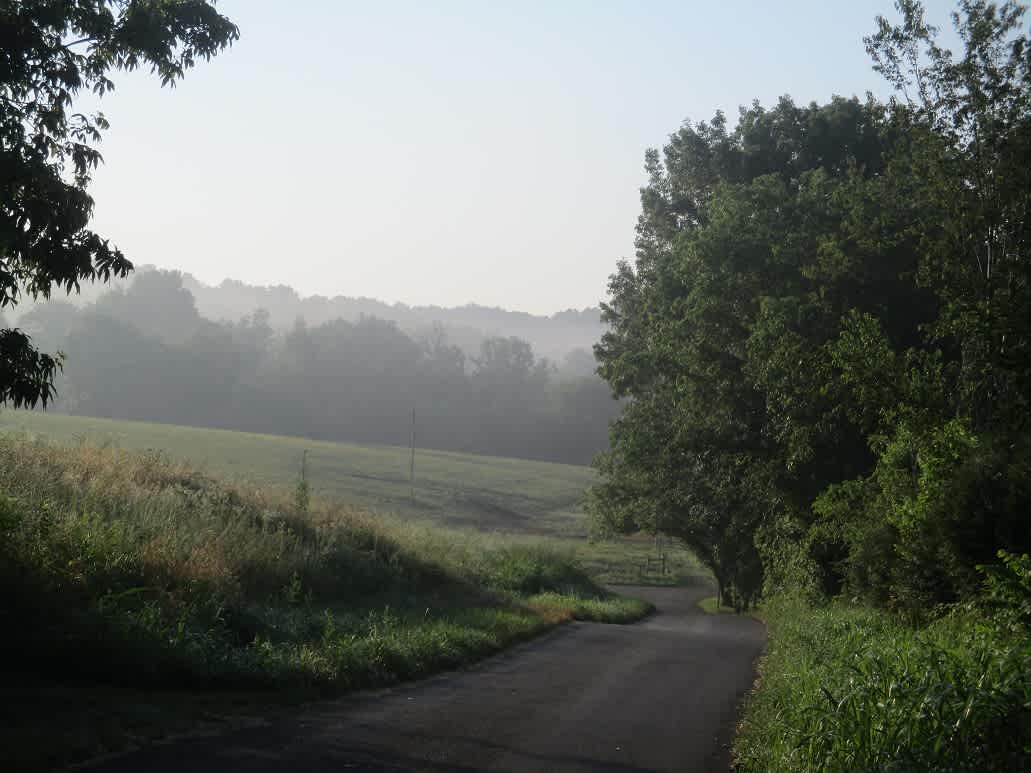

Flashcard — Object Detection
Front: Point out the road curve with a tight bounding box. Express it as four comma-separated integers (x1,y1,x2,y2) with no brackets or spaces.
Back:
86,584,765,773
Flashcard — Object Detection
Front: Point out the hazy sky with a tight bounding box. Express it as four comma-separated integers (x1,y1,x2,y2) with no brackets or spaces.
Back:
84,0,959,315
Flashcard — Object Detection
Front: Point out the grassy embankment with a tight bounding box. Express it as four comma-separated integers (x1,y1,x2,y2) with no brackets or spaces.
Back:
0,430,654,770
734,592,1031,771
0,410,706,584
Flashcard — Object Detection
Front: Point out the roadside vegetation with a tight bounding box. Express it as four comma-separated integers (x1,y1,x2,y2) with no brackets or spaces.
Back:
697,596,737,616
735,570,1031,771
0,434,649,770
586,1,1031,768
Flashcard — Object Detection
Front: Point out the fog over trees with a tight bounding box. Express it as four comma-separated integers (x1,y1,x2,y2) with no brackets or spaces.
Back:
12,265,605,366
20,270,618,464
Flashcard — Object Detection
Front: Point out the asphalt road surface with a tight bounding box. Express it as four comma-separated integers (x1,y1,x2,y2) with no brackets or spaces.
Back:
86,584,765,773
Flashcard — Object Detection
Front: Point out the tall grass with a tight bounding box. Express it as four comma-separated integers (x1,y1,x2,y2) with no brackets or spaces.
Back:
0,435,649,694
734,594,1031,771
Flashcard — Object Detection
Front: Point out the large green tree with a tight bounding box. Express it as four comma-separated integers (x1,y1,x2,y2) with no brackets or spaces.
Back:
591,1,1031,610
591,96,900,606
0,0,237,407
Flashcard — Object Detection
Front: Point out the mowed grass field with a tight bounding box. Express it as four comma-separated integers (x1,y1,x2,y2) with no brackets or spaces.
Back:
0,411,592,534
0,410,705,584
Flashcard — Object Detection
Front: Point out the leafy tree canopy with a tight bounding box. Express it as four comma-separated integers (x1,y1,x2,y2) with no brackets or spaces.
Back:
591,0,1031,611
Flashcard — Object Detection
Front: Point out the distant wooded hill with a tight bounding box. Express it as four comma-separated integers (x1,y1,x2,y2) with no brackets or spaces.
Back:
180,273,605,366
7,268,617,464
12,266,605,374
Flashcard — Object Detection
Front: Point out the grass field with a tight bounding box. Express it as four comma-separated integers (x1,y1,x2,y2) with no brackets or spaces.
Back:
0,410,592,534
0,410,706,584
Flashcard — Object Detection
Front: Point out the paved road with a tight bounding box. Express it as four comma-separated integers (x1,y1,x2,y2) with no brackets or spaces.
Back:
87,584,765,773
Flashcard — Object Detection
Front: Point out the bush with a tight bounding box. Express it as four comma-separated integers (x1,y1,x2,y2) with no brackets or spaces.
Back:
979,550,1031,631
809,423,1031,615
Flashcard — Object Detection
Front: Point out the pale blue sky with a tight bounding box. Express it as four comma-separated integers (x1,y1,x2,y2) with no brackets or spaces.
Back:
84,0,959,314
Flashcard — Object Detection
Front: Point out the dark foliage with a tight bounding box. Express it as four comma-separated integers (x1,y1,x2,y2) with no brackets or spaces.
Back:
590,0,1031,612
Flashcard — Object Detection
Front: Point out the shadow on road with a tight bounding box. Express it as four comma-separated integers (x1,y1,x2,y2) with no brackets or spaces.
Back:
86,584,765,773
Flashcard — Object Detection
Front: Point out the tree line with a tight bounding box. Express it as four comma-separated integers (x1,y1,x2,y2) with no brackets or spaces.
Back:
0,1,613,467
176,272,606,365
17,270,619,464
589,0,1031,612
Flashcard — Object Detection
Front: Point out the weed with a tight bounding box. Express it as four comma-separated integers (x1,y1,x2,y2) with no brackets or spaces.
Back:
733,595,1031,771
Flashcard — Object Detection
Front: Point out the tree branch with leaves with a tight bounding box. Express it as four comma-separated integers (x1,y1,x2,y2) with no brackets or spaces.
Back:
0,0,238,407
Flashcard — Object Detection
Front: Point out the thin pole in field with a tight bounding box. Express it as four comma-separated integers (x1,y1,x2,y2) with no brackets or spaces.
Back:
409,407,416,504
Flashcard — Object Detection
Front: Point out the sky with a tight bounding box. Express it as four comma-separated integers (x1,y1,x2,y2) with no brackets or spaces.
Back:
84,0,960,315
